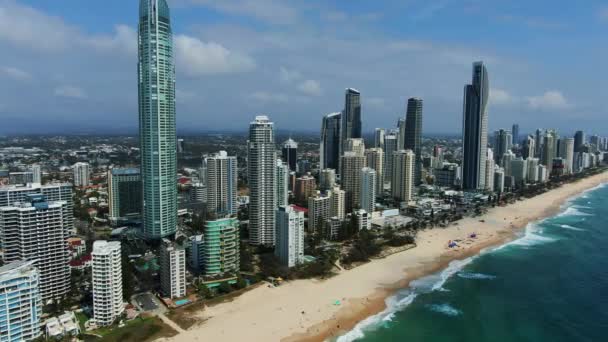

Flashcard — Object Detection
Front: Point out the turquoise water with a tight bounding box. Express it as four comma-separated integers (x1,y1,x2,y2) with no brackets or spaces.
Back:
338,183,608,342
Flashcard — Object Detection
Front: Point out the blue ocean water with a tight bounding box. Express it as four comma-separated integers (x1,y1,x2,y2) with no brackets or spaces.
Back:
338,183,608,342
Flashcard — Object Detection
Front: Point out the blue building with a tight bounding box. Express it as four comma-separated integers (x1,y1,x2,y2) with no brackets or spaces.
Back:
0,260,42,341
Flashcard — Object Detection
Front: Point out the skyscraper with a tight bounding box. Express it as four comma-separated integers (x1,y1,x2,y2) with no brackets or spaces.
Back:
308,193,331,233
392,150,415,202
485,148,495,191
92,241,123,326
204,151,238,217
319,169,336,191
384,133,399,185
108,168,142,221
0,195,70,301
543,131,557,175
462,61,489,190
275,159,289,208
340,152,366,213
275,206,305,267
248,116,276,246
404,97,423,185
359,167,377,214
559,138,575,174
574,130,585,153
512,124,520,146
374,128,385,149
535,128,544,158
523,135,535,159
494,129,512,165
320,112,341,170
138,0,177,239
0,261,42,341
281,139,298,172
31,164,42,184
364,148,384,194
341,88,362,155
397,118,406,150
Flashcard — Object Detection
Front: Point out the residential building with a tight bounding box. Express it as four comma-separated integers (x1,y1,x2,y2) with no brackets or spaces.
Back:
494,167,505,193
359,167,377,214
374,128,385,149
108,168,142,221
559,138,574,174
248,116,277,246
435,163,460,188
344,138,365,157
8,172,34,185
330,186,345,220
365,148,384,194
340,152,365,213
494,129,512,165
542,131,557,175
0,261,42,341
73,162,90,187
512,124,520,146
205,151,238,216
523,135,535,159
353,209,371,230
190,183,206,203
510,158,527,187
31,165,42,184
202,218,239,277
535,128,544,158
527,158,540,183
138,0,178,239
392,150,415,202
308,193,331,233
320,112,341,170
0,195,70,301
383,133,399,185
294,174,316,203
462,61,489,190
0,182,73,236
319,169,336,191
574,130,585,153
275,159,289,208
485,148,495,191
160,239,186,299
275,206,305,267
92,241,123,326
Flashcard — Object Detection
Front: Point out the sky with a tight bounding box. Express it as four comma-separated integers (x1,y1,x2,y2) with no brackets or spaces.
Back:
0,0,607,136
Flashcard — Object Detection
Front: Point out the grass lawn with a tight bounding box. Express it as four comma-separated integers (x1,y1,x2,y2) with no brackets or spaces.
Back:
84,315,177,342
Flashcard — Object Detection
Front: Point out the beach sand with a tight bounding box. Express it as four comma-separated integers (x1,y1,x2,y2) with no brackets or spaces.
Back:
158,171,608,342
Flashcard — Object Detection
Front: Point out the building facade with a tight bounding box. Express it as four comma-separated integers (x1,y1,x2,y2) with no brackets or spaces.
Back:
341,88,362,156
108,168,142,221
340,152,365,213
138,0,178,239
92,241,123,326
365,148,384,194
359,167,377,214
204,151,238,217
248,116,277,246
462,61,489,190
404,97,423,185
0,195,70,302
202,218,239,278
275,206,305,267
160,239,186,299
0,261,42,342
392,150,415,202
281,139,298,172
73,162,90,187
320,112,341,171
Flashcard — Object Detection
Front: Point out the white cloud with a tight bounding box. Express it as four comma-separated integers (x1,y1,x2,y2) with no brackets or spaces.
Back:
490,88,515,105
526,91,569,110
177,0,297,24
174,35,255,76
1,66,31,81
249,91,288,103
297,80,322,96
279,66,301,83
54,85,87,99
84,25,137,56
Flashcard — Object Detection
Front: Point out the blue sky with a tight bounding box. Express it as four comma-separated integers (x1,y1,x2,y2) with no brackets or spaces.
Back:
0,0,607,135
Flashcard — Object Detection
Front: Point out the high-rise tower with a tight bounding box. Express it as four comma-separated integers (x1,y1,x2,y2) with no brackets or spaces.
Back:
462,62,489,190
341,88,362,156
320,112,341,170
248,116,277,246
138,0,177,238
404,98,423,185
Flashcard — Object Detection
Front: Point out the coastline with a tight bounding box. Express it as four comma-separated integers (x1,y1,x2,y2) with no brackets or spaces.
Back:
159,171,608,342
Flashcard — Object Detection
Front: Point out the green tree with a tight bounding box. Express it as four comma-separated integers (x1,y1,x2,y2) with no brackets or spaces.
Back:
218,282,232,294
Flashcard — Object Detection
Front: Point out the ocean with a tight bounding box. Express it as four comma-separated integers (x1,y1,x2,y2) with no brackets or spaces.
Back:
337,183,608,342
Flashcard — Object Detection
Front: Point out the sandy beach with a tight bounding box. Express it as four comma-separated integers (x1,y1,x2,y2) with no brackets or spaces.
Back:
158,171,608,342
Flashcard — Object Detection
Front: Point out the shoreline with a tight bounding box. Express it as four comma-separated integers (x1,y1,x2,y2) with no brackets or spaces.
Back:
160,171,608,342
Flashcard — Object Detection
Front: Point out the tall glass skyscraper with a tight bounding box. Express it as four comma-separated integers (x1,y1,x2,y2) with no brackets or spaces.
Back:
138,0,177,238
341,88,362,157
320,112,341,170
462,61,489,190
404,97,423,185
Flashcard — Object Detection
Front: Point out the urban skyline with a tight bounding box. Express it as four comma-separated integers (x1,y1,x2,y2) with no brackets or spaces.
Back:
1,1,607,135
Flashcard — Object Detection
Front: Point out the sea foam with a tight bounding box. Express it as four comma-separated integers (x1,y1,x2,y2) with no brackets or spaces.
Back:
426,303,463,317
457,272,497,280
